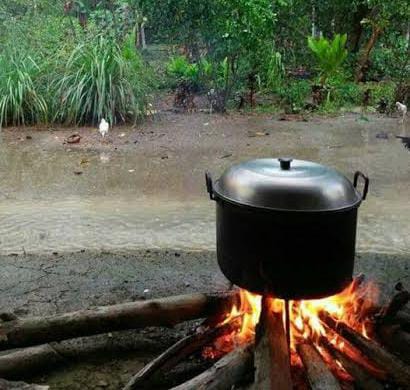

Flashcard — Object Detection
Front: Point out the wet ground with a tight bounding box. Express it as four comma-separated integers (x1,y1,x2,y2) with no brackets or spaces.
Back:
0,112,409,255
0,112,409,389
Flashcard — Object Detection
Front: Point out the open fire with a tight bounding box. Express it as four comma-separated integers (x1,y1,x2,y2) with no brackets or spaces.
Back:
203,276,389,384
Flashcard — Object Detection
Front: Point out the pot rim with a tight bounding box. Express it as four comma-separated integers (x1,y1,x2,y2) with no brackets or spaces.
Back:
213,183,363,214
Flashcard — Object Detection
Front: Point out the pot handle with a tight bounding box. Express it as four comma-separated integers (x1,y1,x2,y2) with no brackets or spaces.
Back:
353,171,369,201
205,171,216,200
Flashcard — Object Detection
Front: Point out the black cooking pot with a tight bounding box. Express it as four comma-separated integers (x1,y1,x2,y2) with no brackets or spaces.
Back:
206,158,369,300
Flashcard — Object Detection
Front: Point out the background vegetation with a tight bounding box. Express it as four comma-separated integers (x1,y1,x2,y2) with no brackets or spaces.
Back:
0,0,409,126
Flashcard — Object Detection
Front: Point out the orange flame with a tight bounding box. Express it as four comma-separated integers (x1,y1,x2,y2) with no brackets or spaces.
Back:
204,277,379,364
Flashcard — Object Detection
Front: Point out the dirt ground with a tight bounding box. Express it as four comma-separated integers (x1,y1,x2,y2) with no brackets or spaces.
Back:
0,249,408,389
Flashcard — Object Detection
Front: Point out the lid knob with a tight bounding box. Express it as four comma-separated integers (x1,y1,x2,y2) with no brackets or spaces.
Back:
278,157,293,170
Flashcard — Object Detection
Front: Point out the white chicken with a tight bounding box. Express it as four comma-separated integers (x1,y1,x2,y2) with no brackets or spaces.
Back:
99,118,109,138
396,102,407,122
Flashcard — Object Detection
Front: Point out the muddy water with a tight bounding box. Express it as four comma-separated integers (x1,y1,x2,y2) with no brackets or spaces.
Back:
0,113,409,254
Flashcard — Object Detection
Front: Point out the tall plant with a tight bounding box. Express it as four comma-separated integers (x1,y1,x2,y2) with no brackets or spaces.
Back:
308,33,348,86
53,35,151,125
0,54,47,127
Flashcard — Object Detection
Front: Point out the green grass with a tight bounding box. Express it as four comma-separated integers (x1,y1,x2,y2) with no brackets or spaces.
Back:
52,35,152,125
0,55,47,127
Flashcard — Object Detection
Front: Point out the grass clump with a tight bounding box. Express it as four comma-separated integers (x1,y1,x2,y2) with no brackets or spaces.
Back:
53,35,152,125
0,54,47,127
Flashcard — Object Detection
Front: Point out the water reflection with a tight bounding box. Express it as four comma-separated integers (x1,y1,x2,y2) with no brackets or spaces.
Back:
0,115,408,254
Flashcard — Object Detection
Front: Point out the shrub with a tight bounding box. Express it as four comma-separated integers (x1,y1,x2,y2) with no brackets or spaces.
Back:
278,80,310,113
0,54,47,127
308,34,348,86
52,35,151,125
362,82,396,109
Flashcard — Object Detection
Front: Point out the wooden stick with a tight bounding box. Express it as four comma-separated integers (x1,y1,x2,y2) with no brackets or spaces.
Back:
253,297,292,390
0,378,49,389
170,343,254,390
297,342,341,390
320,311,410,388
377,324,410,365
0,291,236,351
122,315,242,390
0,332,165,379
319,337,384,390
376,290,410,322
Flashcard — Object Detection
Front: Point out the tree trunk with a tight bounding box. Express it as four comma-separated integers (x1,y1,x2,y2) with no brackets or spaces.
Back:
355,24,383,82
349,4,368,52
140,23,147,49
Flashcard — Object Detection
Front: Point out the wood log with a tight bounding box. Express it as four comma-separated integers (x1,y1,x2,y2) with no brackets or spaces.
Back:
122,315,242,390
253,297,292,390
0,378,49,390
319,337,384,390
396,311,410,331
320,311,410,388
376,290,409,322
0,331,165,379
170,343,254,390
297,342,341,390
0,292,236,351
377,324,410,365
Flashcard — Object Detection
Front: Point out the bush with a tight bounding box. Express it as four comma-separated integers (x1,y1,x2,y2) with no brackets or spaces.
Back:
327,75,362,107
362,82,396,109
278,80,310,113
0,54,47,127
166,56,215,91
52,35,152,125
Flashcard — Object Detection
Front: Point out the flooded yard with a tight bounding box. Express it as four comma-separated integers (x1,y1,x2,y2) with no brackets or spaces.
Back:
0,112,409,255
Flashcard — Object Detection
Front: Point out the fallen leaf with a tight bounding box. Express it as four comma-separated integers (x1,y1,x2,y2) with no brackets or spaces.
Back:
128,169,135,173
74,171,83,175
248,131,270,137
220,153,232,159
80,158,90,166
66,134,81,144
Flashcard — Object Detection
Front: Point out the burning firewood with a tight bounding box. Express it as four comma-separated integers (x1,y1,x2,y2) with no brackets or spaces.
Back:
170,343,254,390
296,342,341,390
319,311,410,388
253,297,292,390
122,315,243,390
0,292,237,351
319,337,384,390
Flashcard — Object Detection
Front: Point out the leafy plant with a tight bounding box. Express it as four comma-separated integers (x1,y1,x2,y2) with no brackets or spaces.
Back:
167,56,200,85
278,80,310,113
0,54,47,127
266,52,285,92
52,34,151,125
308,34,348,86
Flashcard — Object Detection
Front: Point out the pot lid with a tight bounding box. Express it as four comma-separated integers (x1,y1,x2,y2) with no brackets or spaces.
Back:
213,158,362,212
